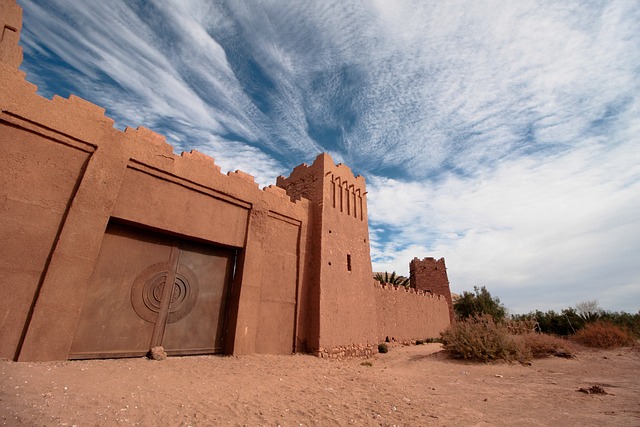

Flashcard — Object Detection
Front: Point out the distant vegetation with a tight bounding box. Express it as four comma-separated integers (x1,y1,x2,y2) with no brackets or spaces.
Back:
440,287,638,362
512,300,640,339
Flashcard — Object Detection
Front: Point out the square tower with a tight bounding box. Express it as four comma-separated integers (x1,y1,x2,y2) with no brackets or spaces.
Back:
410,257,455,323
277,153,377,355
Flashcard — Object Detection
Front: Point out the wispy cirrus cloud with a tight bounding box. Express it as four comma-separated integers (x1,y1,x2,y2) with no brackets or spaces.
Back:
19,1,639,177
16,0,640,312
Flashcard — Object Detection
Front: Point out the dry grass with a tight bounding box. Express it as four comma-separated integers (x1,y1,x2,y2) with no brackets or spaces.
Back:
440,315,526,362
441,316,578,362
519,332,576,358
572,321,635,348
506,319,537,335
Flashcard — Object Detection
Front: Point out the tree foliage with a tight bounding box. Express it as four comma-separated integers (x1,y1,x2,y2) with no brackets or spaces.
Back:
512,309,582,336
373,271,410,287
453,286,507,322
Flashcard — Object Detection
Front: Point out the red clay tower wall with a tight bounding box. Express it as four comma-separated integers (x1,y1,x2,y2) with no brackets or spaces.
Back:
277,154,377,357
410,257,455,323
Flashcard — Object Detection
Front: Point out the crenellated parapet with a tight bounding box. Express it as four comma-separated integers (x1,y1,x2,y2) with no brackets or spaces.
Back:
276,152,367,221
124,126,173,155
180,149,222,174
276,154,324,202
373,282,445,300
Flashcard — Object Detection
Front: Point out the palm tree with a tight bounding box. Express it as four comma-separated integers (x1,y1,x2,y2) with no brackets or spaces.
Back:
374,271,410,287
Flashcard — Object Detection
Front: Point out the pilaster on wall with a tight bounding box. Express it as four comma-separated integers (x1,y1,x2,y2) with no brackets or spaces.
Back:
410,257,455,324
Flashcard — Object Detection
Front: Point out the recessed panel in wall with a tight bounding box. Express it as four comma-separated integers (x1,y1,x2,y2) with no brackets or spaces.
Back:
112,167,249,248
0,124,90,359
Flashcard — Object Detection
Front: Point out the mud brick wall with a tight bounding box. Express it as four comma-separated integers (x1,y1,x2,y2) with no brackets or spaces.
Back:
0,0,452,361
375,283,451,343
278,154,378,355
0,0,314,360
410,257,455,323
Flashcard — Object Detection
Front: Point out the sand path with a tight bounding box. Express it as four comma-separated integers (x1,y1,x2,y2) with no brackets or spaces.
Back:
1,344,638,426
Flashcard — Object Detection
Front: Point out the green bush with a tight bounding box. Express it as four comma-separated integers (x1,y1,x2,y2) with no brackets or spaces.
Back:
512,308,583,336
378,343,389,353
440,315,525,362
454,286,507,322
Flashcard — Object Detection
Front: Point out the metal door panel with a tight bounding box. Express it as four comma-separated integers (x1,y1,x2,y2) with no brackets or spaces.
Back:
162,243,233,354
70,222,234,359
70,224,173,358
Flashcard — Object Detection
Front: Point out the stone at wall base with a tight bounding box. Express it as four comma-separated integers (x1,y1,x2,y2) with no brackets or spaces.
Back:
148,346,167,361
317,344,377,359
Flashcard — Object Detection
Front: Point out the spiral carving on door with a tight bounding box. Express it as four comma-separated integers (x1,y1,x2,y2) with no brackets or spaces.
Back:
131,262,199,324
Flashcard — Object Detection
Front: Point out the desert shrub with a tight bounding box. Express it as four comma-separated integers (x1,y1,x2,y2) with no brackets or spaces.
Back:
424,337,442,344
519,333,575,358
572,321,635,348
415,340,424,345
506,318,537,335
600,311,640,339
440,315,525,362
454,286,507,322
378,343,389,353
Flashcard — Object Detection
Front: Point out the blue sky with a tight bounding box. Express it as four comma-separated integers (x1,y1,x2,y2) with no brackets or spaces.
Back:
16,0,640,314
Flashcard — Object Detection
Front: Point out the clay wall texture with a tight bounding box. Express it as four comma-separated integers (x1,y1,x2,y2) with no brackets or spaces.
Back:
0,0,451,361
410,257,455,323
375,284,451,343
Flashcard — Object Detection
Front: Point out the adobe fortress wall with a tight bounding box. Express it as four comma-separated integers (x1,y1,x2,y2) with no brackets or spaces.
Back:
410,257,455,323
0,0,316,361
0,0,452,362
375,283,451,345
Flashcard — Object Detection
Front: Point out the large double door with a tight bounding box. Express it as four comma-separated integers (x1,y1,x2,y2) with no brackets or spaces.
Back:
70,222,235,359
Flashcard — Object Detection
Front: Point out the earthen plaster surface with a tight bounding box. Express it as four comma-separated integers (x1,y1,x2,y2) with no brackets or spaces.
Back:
0,0,451,361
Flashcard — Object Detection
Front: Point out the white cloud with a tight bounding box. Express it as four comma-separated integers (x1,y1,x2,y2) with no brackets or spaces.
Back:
190,138,287,188
369,139,640,313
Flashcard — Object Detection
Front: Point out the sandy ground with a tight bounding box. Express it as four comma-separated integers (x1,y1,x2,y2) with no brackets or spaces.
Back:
1,344,639,426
